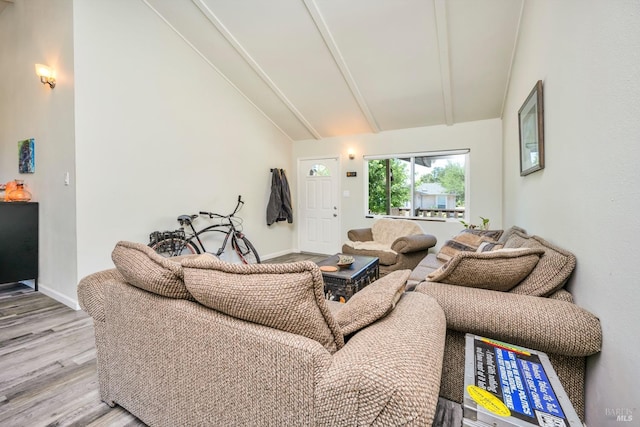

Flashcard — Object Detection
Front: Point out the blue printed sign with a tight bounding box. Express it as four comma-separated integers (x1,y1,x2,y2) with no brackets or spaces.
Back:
470,336,578,426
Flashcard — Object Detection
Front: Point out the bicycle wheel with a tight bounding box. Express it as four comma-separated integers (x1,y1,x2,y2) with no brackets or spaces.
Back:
149,238,200,257
232,234,260,264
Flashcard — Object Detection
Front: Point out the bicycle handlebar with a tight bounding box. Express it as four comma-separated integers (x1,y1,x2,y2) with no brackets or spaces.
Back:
199,196,244,219
199,211,223,218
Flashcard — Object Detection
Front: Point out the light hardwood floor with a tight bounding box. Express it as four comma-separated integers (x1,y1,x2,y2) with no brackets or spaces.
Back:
0,282,145,426
0,252,461,427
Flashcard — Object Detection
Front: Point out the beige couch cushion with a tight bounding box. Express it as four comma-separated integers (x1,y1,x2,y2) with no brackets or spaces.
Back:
406,253,443,290
182,254,344,353
427,248,544,292
371,218,423,244
334,270,409,336
503,231,577,296
111,241,193,299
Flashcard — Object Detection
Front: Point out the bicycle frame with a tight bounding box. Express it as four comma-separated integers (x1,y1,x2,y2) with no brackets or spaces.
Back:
181,196,255,260
184,222,237,257
149,195,259,263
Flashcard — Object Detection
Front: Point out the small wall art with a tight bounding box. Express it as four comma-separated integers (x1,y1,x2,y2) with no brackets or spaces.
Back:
518,80,544,176
18,138,35,173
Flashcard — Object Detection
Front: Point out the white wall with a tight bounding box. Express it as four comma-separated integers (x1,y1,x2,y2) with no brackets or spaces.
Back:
293,119,503,249
0,0,78,307
502,1,640,424
72,0,294,282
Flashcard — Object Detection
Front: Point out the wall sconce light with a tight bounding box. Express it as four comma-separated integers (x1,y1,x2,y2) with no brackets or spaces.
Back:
348,149,355,160
35,64,56,88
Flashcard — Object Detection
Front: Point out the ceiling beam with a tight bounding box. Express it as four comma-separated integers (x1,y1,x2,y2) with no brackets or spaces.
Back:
434,0,454,126
302,0,380,134
192,0,322,140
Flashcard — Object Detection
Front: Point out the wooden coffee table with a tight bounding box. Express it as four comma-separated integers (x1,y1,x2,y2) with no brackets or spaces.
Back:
316,254,379,302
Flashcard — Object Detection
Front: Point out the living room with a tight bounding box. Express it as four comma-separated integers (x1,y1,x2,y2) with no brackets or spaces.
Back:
0,0,638,426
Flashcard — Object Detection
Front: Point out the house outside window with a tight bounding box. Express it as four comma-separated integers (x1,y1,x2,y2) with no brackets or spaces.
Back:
364,150,469,220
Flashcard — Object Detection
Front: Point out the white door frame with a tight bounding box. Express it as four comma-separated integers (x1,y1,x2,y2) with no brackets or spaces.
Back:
296,156,341,254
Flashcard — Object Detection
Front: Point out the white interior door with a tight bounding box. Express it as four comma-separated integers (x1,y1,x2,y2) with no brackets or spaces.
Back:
298,158,340,254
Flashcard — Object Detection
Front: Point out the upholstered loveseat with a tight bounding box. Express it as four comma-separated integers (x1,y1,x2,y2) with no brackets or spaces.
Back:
342,218,437,276
408,226,602,420
78,242,446,426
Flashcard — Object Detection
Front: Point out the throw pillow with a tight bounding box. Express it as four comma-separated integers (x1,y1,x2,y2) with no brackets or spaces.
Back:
334,270,410,336
476,241,504,252
503,231,577,296
111,241,193,299
436,228,504,262
182,255,344,353
427,248,545,292
462,228,504,241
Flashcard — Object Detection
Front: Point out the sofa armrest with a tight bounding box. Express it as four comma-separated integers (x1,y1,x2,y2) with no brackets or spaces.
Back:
415,282,602,357
77,268,125,322
347,228,374,242
316,292,446,426
391,234,437,254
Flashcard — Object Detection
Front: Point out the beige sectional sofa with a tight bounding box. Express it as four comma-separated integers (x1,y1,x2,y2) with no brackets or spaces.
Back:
78,241,447,427
409,226,603,419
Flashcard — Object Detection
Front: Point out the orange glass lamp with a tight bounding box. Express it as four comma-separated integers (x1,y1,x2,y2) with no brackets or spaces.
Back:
35,63,56,88
3,180,17,201
5,180,32,202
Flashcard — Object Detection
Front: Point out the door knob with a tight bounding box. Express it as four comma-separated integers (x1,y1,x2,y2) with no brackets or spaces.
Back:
333,213,338,217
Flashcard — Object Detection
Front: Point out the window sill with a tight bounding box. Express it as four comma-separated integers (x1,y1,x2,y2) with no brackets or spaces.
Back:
366,215,448,222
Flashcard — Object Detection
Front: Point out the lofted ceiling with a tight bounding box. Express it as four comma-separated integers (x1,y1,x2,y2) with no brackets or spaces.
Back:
147,0,523,141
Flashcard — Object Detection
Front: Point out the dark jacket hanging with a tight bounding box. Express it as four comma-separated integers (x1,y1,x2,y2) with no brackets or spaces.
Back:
267,168,293,225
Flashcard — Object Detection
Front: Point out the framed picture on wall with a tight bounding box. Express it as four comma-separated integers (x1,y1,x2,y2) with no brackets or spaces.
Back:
518,80,544,176
18,138,35,174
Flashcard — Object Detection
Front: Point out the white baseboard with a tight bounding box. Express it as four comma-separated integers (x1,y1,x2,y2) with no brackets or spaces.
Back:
261,248,294,261
38,283,81,311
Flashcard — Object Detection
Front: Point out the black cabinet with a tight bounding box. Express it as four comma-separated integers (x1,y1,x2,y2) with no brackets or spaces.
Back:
0,202,39,290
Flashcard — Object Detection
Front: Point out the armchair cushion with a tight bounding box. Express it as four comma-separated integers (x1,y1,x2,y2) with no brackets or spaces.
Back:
182,254,344,353
427,248,544,292
347,227,374,242
111,241,193,300
334,270,409,336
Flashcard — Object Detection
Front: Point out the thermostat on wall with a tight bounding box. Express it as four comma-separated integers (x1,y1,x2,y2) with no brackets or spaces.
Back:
346,171,357,177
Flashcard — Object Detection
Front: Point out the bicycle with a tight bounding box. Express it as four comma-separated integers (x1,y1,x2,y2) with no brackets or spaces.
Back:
148,195,260,264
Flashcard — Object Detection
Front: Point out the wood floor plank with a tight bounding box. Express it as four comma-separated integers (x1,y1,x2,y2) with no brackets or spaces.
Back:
0,285,133,427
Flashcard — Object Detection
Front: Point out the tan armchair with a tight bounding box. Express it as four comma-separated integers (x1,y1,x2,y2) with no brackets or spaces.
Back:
342,218,437,276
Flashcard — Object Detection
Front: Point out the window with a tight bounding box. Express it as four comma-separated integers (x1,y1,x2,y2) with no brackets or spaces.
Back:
365,150,468,220
308,164,330,176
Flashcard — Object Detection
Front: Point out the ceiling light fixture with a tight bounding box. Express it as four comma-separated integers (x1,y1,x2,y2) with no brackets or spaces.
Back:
35,64,56,89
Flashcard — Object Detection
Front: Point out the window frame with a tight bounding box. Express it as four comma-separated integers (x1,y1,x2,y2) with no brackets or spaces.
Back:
363,149,470,222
